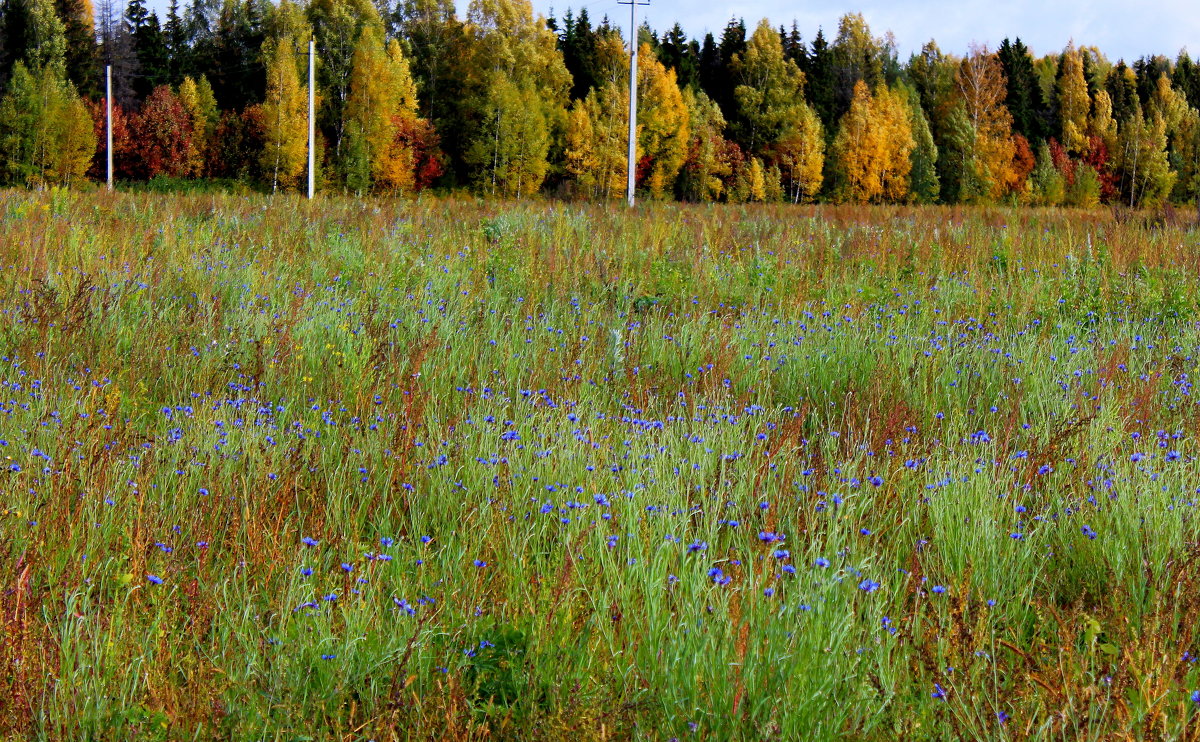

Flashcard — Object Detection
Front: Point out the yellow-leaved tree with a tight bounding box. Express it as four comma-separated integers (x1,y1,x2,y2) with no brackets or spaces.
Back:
260,35,310,192
346,24,425,192
954,45,1022,202
831,81,914,202
565,39,689,199
678,88,732,202
1057,44,1090,155
461,0,570,197
178,76,219,177
636,44,689,198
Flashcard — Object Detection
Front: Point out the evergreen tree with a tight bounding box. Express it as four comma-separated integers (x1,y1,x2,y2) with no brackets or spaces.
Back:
804,29,836,130
657,22,698,91
831,12,883,122
164,0,190,83
700,17,743,118
55,0,99,97
1172,52,1200,110
997,38,1047,144
396,0,462,148
1106,61,1139,123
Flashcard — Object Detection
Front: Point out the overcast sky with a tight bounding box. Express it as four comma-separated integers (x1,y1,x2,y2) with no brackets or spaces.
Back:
527,0,1198,62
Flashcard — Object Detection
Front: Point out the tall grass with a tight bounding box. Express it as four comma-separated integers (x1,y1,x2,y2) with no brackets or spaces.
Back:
3,189,1200,739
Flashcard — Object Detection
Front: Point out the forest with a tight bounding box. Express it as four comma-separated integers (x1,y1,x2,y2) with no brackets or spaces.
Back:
0,0,1199,207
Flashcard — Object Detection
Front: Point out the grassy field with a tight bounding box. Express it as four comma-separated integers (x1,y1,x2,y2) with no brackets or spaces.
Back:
3,189,1200,740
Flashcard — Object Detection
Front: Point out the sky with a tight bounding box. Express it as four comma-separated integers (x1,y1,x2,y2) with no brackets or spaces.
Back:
524,0,1200,62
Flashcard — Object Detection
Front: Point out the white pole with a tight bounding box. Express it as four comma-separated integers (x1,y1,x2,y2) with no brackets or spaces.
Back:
308,39,315,200
625,2,637,207
106,65,113,190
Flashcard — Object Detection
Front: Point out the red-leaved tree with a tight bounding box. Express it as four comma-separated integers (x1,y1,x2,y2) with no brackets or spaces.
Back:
130,86,193,179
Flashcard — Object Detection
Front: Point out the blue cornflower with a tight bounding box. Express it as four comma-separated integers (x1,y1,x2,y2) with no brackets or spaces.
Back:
858,579,881,593
931,585,947,594
301,536,319,547
687,541,707,553
146,574,163,585
473,559,487,568
814,558,830,568
932,683,947,700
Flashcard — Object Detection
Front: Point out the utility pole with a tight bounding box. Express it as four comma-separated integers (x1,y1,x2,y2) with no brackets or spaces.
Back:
106,65,113,190
618,0,649,207
308,39,316,200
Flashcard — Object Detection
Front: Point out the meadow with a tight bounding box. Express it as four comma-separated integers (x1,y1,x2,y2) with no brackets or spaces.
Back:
3,189,1200,740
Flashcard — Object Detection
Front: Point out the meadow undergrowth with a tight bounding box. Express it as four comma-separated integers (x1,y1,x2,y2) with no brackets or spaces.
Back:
2,190,1200,739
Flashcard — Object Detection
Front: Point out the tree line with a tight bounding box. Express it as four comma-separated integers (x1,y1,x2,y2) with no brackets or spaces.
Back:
0,0,1198,207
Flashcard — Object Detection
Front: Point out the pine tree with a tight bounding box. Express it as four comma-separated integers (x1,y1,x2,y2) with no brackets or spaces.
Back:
1105,61,1139,124
657,22,698,91
164,0,189,82
55,0,99,97
997,38,1047,144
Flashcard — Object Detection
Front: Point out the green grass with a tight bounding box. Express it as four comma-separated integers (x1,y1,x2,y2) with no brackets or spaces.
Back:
3,189,1200,739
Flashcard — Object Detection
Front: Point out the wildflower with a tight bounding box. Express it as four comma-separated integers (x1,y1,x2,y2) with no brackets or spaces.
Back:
301,536,319,547
858,579,881,593
931,585,947,594
814,558,830,568
1191,690,1200,704
146,574,163,585
932,683,947,700
473,559,487,568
